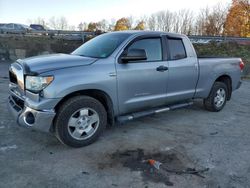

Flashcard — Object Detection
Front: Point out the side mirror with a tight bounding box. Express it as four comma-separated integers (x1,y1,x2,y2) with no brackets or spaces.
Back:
121,49,147,63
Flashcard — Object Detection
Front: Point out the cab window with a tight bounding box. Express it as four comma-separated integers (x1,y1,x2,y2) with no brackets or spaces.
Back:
127,38,162,62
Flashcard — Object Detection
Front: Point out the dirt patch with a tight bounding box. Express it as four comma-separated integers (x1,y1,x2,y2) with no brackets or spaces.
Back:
98,149,209,186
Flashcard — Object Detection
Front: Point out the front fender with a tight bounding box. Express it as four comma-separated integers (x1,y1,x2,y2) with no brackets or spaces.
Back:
40,60,118,114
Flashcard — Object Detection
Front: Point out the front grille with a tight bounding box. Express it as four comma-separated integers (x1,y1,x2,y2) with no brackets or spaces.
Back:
9,97,22,112
12,94,24,109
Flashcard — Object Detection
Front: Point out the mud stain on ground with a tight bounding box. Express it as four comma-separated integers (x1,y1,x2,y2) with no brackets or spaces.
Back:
98,148,209,186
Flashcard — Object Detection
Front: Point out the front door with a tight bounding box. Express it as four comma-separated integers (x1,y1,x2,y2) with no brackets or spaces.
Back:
116,37,169,114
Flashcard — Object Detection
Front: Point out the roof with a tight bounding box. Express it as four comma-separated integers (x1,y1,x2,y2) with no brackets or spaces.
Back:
111,30,186,38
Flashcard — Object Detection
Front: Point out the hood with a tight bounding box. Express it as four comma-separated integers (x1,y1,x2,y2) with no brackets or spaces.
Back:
18,53,97,74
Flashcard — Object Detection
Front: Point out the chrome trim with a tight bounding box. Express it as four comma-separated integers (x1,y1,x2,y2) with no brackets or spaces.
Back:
155,107,170,113
9,63,25,91
128,115,133,120
9,84,25,100
109,72,117,77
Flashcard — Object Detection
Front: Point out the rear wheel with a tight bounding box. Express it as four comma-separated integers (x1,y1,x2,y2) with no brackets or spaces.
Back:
54,96,107,147
203,82,228,112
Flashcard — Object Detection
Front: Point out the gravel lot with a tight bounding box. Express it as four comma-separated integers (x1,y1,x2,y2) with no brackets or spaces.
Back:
0,60,250,188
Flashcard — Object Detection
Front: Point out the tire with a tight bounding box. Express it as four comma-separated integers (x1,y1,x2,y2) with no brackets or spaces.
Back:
54,96,107,147
203,82,228,112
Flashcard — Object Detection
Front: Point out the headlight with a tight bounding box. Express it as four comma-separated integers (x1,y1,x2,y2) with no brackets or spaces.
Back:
25,76,54,92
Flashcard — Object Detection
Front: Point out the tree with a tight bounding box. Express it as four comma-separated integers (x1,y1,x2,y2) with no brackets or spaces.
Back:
27,17,47,27
68,25,76,31
207,4,228,35
179,9,194,35
195,7,209,35
78,22,89,31
144,10,194,34
195,4,228,36
225,0,250,37
127,16,134,29
171,9,194,35
134,21,145,30
58,17,68,30
108,18,116,31
49,17,57,29
87,22,97,32
146,14,157,31
145,11,174,31
114,18,130,31
49,16,68,30
97,19,109,32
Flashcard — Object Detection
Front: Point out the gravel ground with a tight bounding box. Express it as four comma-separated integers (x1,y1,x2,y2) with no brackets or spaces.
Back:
0,61,250,188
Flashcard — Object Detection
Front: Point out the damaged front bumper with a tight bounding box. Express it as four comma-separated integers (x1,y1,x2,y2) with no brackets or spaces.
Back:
8,94,56,132
8,61,57,132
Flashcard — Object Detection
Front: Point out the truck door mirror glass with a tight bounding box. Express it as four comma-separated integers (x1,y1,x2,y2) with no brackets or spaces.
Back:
121,49,147,63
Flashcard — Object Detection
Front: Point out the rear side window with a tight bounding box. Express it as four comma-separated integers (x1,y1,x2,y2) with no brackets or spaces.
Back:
168,38,186,60
127,38,162,62
6,24,13,29
14,24,22,30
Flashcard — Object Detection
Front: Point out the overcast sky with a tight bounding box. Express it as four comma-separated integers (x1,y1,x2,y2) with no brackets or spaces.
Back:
0,0,231,26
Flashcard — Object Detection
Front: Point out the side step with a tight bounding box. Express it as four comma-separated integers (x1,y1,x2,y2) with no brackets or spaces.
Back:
117,101,193,123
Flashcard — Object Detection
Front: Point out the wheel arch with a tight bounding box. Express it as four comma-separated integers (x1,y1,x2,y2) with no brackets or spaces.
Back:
214,74,232,100
52,89,115,131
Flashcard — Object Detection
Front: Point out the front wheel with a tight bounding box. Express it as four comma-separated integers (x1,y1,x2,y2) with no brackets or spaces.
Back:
203,82,228,112
54,96,107,147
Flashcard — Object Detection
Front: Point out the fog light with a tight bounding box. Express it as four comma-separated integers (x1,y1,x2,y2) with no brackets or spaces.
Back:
24,112,35,125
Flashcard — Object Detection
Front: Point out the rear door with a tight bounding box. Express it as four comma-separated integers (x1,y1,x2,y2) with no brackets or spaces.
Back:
165,36,198,102
116,35,169,114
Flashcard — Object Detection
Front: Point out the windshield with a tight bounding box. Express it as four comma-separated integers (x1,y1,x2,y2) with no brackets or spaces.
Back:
72,33,130,58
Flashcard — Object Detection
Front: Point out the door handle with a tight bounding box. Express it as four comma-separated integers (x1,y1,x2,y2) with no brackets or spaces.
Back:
156,65,168,72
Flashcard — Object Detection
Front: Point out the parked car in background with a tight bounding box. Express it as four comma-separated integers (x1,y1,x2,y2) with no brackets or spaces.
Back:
30,24,55,36
0,23,33,34
30,24,46,31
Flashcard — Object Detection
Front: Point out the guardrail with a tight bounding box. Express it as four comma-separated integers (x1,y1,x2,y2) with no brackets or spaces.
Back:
29,30,95,35
0,29,97,41
0,28,95,35
189,35,250,44
189,35,250,41
0,28,249,43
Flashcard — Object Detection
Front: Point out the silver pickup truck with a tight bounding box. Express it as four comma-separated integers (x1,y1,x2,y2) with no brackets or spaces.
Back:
8,31,244,147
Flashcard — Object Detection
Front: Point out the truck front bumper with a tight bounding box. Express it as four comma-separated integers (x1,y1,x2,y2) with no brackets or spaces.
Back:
8,95,56,132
